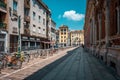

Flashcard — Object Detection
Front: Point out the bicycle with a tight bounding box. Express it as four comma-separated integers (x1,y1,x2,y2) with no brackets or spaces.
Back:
0,52,10,73
22,51,30,63
6,52,28,69
33,50,39,58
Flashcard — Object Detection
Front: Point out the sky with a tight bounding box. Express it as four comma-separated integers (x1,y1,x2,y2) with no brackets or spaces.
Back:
43,0,87,30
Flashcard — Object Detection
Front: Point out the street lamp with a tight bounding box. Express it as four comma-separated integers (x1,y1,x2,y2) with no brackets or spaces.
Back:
18,16,21,56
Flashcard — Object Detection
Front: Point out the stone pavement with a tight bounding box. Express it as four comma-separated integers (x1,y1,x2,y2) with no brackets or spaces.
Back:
25,47,120,80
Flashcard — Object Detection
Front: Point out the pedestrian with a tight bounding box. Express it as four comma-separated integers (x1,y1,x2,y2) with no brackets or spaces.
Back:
82,44,84,48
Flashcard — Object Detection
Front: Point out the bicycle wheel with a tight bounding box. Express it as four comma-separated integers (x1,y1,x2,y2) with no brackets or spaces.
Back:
16,60,22,69
0,60,3,74
34,51,39,58
2,59,8,69
24,54,30,63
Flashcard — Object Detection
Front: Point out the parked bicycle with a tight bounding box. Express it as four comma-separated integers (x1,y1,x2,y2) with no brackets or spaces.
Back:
7,52,24,69
0,53,9,73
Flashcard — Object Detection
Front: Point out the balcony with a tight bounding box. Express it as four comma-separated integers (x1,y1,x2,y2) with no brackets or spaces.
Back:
0,1,7,11
24,15,30,22
24,28,30,35
0,22,7,30
13,9,18,16
24,0,30,8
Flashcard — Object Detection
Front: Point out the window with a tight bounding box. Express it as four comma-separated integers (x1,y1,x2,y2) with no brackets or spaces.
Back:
43,29,45,31
38,16,41,23
64,32,66,34
61,36,63,38
43,18,45,25
13,0,17,11
64,36,66,38
38,27,41,29
25,8,29,16
43,9,45,14
38,27,41,33
61,29,63,31
61,32,63,35
33,12,36,20
33,0,35,7
33,25,36,32
64,40,66,42
64,29,66,31
61,40,63,42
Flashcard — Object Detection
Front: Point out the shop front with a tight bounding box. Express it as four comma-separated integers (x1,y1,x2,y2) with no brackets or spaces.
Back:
21,36,41,51
0,31,8,53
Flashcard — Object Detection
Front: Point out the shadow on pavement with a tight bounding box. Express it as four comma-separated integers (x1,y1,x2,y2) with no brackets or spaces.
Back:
24,49,76,80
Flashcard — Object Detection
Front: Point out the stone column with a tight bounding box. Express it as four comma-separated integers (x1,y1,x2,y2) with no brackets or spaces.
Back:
95,23,97,44
104,0,110,64
90,21,93,45
98,13,102,45
117,6,120,34
92,19,95,45
93,17,96,45
105,0,110,48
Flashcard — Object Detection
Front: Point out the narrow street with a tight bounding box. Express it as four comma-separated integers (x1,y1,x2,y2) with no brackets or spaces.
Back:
0,47,120,80
24,47,120,80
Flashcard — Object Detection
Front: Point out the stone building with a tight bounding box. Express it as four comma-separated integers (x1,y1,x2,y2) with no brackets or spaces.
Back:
84,0,120,76
6,0,53,53
59,25,69,47
50,19,56,48
21,0,51,50
0,0,8,53
70,30,84,46
8,0,24,53
55,30,59,48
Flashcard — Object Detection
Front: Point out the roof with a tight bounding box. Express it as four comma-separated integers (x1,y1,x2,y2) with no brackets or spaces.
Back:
37,0,51,14
70,30,84,33
59,25,68,29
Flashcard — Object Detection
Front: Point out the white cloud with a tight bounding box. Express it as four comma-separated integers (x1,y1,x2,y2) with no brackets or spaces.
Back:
63,10,85,21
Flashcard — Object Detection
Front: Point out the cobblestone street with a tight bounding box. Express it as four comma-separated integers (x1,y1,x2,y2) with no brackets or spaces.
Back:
24,47,120,80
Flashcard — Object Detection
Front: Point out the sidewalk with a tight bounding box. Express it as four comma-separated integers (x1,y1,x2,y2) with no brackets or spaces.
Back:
0,47,76,80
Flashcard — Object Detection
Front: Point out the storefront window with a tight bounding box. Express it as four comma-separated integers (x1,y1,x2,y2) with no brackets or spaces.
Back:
0,34,5,52
30,42,35,49
0,41,4,52
0,34,5,39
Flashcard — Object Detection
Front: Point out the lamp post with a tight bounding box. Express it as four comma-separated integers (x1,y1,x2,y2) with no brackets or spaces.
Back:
18,16,21,55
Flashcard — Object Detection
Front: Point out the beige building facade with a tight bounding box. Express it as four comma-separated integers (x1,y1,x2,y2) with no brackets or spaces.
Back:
59,25,69,47
70,30,84,46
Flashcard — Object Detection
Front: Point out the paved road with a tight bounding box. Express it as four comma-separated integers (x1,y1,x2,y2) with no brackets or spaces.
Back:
25,47,120,80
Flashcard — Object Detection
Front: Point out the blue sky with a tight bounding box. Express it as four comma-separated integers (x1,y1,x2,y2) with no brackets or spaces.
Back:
43,0,86,30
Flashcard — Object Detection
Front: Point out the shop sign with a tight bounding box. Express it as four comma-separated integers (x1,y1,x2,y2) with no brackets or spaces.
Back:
36,38,40,41
30,37,35,40
22,36,28,40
